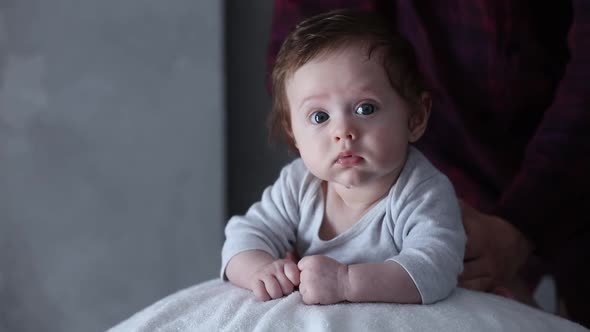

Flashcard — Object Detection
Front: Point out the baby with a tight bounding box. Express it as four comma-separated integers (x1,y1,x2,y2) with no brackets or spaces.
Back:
221,9,466,305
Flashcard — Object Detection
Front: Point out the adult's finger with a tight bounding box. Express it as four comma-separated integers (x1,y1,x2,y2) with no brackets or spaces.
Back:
462,222,485,261
459,275,494,292
464,237,481,261
491,286,516,300
460,255,493,281
459,200,481,236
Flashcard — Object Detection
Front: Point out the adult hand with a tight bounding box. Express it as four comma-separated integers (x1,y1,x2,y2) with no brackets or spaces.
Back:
298,255,348,304
250,258,300,301
459,200,533,293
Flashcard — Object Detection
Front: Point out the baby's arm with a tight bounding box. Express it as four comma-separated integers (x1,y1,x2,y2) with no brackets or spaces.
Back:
222,160,307,300
226,249,300,301
298,171,465,305
297,255,420,304
344,261,421,303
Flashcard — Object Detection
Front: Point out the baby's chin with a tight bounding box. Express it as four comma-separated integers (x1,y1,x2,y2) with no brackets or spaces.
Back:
330,173,369,189
331,168,401,190
307,166,374,189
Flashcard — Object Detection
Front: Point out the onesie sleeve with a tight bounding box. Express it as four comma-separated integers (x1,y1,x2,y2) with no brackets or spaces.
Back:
387,174,466,304
220,160,305,279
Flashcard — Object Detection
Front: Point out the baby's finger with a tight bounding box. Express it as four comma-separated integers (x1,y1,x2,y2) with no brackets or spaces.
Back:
263,276,284,299
285,251,300,263
275,270,295,295
284,261,300,286
252,280,270,301
297,256,310,270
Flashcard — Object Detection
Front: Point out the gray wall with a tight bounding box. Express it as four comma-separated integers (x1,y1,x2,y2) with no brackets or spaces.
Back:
226,0,292,216
0,1,224,332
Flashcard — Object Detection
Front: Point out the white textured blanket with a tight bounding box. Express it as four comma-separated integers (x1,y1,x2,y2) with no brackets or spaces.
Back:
109,279,587,332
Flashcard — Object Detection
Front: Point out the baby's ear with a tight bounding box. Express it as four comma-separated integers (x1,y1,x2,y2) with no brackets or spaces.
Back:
408,92,432,143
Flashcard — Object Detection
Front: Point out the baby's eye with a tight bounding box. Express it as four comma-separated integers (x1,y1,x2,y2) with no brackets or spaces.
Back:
310,111,329,124
355,103,376,116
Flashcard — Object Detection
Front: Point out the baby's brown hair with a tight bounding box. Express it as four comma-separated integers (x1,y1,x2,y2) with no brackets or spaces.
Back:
269,9,427,150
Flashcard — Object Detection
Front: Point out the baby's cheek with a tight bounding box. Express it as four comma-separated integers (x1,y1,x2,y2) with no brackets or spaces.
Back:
370,129,407,157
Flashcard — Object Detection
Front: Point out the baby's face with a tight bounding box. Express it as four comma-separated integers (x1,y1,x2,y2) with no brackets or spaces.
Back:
285,44,422,189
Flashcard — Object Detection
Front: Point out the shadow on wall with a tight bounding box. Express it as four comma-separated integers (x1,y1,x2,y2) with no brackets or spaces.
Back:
0,219,62,332
1,1,60,330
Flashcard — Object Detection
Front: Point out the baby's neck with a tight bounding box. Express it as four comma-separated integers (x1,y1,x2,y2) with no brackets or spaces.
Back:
327,177,394,212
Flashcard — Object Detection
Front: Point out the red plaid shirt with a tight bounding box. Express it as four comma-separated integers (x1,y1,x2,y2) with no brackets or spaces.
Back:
268,0,590,257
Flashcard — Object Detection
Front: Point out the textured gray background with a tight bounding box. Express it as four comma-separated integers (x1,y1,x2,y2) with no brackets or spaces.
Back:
0,1,223,331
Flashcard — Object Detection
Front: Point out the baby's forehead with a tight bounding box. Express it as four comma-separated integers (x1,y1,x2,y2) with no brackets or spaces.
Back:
288,42,387,78
308,40,382,62
285,48,397,103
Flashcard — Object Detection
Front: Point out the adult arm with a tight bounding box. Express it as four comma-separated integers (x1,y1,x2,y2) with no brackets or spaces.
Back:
494,0,590,257
460,1,590,293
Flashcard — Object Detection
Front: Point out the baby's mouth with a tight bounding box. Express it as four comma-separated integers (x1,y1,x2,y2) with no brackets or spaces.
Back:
336,153,363,166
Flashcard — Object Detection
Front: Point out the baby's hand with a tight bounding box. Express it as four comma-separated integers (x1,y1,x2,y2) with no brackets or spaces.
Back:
251,258,300,301
298,255,348,304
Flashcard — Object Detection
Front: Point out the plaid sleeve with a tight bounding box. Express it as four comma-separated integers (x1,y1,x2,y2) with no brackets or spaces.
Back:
495,0,590,255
